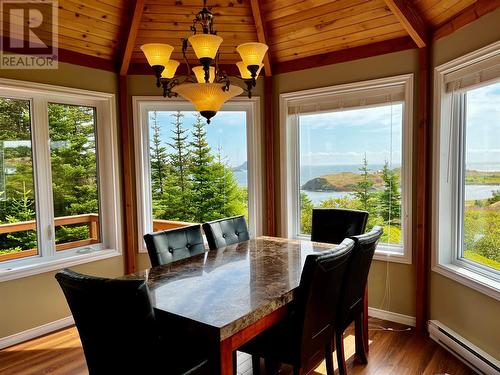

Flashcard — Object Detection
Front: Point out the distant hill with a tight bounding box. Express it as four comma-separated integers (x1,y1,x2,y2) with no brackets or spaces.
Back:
465,170,500,185
302,171,385,192
232,161,247,171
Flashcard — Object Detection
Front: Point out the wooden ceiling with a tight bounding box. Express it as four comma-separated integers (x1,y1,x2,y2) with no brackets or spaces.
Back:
2,0,499,74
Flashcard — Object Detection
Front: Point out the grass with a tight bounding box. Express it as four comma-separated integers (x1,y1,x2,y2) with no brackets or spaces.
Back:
464,251,500,270
465,170,500,185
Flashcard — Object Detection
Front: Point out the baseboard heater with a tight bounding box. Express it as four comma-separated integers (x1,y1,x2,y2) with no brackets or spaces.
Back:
428,320,500,375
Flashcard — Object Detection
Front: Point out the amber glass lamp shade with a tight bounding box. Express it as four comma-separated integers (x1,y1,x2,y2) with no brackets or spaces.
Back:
236,42,268,67
192,66,215,83
140,43,174,67
173,83,243,123
188,34,223,60
161,60,180,79
236,61,263,79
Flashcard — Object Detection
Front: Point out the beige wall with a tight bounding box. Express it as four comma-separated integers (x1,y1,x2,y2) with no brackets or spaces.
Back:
272,49,420,317
126,74,266,271
0,63,125,339
430,8,500,360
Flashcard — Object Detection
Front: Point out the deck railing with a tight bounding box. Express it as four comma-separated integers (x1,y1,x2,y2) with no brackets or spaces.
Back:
0,215,193,262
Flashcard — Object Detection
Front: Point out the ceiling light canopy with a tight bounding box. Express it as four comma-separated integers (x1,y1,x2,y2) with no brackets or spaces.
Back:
140,0,268,123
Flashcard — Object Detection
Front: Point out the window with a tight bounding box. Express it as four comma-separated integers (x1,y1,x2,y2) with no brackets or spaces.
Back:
0,79,121,281
434,41,500,298
134,97,262,250
280,75,413,263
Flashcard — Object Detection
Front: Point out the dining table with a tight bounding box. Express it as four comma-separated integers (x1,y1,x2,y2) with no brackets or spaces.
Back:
123,236,368,375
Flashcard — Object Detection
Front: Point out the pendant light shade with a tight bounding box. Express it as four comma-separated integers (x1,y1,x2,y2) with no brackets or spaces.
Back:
236,42,268,67
188,34,223,60
192,66,215,83
141,43,174,67
173,83,243,123
236,61,264,79
161,60,180,79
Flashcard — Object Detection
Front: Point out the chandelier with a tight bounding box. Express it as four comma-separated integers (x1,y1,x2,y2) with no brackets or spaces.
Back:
140,1,268,123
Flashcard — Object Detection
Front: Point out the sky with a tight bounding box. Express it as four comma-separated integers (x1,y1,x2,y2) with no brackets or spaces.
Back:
149,110,247,168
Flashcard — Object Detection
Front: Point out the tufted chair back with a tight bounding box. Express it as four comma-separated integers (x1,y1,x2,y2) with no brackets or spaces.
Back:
202,215,250,250
55,269,161,375
144,225,205,267
311,208,369,245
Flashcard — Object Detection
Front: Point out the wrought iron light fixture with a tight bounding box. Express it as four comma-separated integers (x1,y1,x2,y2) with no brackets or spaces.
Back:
141,1,268,123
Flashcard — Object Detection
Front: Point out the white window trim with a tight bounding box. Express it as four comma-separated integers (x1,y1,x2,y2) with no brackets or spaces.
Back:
279,74,414,264
432,41,500,300
0,78,122,282
133,96,263,253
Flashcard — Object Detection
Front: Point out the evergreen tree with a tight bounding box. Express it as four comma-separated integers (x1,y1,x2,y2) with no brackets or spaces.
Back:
189,115,216,222
149,111,168,195
353,154,374,211
378,161,401,223
168,111,190,194
5,182,37,250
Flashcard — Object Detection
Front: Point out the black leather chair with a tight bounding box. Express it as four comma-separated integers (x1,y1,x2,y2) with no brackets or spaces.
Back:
55,269,208,375
311,208,369,245
144,224,205,267
202,215,250,250
240,239,355,375
335,226,383,375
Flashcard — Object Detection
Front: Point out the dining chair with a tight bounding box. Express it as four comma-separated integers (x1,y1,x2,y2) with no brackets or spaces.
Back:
55,269,208,375
202,215,250,250
310,208,369,244
240,238,355,375
143,224,205,267
335,226,383,375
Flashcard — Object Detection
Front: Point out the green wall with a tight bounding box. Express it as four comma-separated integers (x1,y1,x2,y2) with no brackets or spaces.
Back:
430,8,500,360
0,63,125,339
273,48,420,317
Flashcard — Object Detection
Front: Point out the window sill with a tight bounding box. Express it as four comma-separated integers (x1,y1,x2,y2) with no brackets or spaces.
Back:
432,262,500,301
0,249,121,283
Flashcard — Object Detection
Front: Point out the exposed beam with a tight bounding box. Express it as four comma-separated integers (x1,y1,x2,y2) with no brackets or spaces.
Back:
118,76,137,274
120,0,145,76
433,0,500,41
249,0,272,76
384,0,429,48
273,37,416,75
415,47,431,333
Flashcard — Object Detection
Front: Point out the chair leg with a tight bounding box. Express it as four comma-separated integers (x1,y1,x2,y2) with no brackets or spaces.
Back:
293,367,303,375
233,351,237,374
355,312,368,364
264,358,279,375
324,342,334,375
335,330,347,375
251,355,261,375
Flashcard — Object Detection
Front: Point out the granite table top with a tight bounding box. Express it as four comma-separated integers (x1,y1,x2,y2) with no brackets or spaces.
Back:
123,236,336,341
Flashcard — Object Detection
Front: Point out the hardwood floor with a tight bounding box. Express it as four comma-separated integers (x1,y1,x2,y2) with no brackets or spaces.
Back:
0,318,476,375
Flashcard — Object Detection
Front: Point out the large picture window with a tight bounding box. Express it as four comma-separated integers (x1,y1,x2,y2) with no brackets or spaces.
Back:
434,41,500,299
280,75,413,263
0,79,121,281
134,98,262,250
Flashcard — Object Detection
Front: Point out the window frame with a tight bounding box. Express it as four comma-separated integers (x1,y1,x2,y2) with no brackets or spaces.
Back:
133,96,263,252
279,74,414,264
432,41,500,300
0,78,122,282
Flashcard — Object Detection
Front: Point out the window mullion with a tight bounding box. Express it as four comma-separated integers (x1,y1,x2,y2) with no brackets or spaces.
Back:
31,97,56,258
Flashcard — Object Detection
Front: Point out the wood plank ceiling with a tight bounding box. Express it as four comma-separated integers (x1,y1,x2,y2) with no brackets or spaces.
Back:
1,0,494,71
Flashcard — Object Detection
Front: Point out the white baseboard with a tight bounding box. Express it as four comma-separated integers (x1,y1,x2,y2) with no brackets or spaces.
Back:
368,307,416,326
0,316,74,350
428,320,500,375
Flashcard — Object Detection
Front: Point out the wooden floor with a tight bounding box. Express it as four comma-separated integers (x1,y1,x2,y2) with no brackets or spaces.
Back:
0,318,476,375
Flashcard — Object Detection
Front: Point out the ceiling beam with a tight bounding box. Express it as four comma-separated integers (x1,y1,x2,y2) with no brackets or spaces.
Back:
273,37,415,75
249,0,272,76
433,0,500,41
384,0,429,48
120,0,145,76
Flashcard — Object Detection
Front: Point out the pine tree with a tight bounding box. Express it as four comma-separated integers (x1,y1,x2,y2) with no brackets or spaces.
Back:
149,111,169,195
189,115,215,222
167,111,190,194
353,154,374,211
378,161,401,223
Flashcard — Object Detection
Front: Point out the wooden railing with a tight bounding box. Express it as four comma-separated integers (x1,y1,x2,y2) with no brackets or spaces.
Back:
0,215,194,262
0,214,100,262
